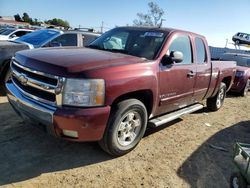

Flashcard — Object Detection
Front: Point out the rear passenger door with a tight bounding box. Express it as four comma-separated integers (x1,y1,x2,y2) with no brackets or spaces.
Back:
158,34,196,114
193,37,211,101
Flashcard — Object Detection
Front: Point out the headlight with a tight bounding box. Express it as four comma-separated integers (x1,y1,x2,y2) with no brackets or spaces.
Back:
62,79,105,107
235,71,245,77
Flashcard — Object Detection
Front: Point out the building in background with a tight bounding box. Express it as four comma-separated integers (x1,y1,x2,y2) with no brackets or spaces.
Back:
210,46,250,60
0,16,30,28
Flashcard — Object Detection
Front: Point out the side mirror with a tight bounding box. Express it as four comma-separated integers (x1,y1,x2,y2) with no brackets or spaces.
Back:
162,51,183,65
170,51,183,63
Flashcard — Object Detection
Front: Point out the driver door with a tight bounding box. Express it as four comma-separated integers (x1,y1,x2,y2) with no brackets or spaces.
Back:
158,34,196,114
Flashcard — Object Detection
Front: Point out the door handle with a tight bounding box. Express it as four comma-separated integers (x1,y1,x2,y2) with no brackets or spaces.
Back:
187,71,195,78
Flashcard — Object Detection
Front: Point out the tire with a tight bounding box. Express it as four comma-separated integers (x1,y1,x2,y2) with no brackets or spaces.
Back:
99,99,148,156
0,62,11,94
207,82,226,111
230,172,247,188
240,79,250,97
235,40,240,45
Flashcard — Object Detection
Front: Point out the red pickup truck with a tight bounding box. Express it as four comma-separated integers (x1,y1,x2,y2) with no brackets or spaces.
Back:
220,53,250,96
5,27,236,156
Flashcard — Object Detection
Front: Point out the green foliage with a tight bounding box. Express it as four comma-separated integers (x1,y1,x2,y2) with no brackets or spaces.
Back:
133,2,165,27
14,14,22,22
45,18,70,28
13,12,70,28
22,12,33,24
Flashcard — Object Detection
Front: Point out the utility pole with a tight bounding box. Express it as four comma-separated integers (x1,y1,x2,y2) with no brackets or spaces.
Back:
159,19,166,28
101,21,104,33
225,39,228,48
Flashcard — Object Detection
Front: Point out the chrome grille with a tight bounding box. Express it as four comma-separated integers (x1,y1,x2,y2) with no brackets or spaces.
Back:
10,59,64,106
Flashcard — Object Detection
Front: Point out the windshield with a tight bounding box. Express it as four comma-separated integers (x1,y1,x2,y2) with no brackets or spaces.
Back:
0,29,15,35
87,28,167,60
15,29,61,48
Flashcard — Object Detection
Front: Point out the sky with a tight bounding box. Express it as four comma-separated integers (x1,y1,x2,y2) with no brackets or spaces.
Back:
1,0,250,48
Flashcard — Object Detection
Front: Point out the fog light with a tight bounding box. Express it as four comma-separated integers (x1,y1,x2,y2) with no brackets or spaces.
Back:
62,130,78,138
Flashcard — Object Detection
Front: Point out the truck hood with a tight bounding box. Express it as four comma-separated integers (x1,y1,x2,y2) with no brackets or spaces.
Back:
15,47,147,77
0,40,28,48
0,41,30,63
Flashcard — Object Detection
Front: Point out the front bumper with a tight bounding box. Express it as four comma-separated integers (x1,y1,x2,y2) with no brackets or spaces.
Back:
6,82,111,141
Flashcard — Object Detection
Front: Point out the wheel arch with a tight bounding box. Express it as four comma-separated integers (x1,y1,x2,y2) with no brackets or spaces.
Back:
110,90,154,117
221,76,233,91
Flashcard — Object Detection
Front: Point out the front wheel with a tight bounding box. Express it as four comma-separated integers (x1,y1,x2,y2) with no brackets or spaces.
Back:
235,40,240,45
207,82,226,111
99,99,148,156
230,172,247,188
0,62,11,94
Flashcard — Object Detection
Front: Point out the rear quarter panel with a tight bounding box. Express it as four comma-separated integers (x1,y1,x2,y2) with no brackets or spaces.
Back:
208,61,236,97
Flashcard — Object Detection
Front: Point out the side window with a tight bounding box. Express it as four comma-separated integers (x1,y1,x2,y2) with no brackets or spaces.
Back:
195,38,207,64
82,35,98,46
168,35,192,64
11,31,29,37
50,34,77,46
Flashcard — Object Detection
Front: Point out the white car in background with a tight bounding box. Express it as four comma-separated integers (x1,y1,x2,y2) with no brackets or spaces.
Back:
0,28,33,41
232,32,250,45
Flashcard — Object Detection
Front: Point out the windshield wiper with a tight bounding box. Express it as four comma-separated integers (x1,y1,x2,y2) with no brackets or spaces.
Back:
103,48,128,54
86,45,103,50
87,45,128,54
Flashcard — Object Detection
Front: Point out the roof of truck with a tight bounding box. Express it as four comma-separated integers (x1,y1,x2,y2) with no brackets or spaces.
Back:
116,26,205,38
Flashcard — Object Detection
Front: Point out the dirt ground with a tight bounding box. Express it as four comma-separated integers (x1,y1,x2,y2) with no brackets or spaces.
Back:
0,93,249,188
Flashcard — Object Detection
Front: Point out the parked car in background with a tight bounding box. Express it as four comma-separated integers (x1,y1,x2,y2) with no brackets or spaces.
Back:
0,29,62,88
0,29,100,89
5,26,236,156
41,30,100,47
0,28,33,41
221,53,250,96
232,32,250,45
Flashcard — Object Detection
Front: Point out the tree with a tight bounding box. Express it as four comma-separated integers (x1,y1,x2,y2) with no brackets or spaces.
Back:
45,18,70,28
22,12,33,24
133,2,165,27
14,14,22,22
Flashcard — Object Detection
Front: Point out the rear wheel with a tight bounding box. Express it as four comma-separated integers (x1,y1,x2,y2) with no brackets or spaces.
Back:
99,99,148,156
240,79,250,97
207,82,226,111
230,172,247,188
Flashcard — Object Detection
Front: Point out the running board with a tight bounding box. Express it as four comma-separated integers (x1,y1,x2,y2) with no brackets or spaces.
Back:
149,104,204,127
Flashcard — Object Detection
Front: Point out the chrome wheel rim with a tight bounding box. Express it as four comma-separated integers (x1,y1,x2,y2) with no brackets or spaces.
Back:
216,87,225,108
117,111,142,146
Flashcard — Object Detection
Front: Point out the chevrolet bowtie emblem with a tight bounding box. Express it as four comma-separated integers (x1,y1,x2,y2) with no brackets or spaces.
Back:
18,74,28,85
